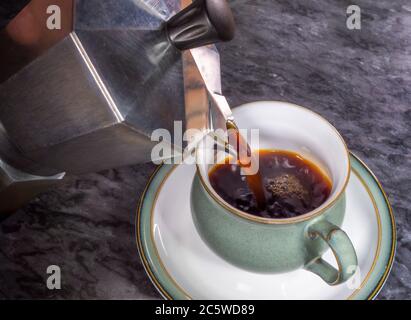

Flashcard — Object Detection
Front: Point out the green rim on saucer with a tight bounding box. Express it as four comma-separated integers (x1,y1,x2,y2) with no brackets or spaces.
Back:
135,153,396,300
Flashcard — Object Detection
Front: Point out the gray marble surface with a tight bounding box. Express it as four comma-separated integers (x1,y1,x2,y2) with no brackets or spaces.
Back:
0,0,410,299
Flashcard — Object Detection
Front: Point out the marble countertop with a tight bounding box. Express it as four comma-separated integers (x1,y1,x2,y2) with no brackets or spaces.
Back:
1,0,410,299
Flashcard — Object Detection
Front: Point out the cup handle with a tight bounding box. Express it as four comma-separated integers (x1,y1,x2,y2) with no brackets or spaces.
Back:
304,220,358,285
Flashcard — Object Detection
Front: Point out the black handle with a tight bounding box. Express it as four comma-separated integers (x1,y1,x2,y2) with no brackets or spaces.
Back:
166,0,235,51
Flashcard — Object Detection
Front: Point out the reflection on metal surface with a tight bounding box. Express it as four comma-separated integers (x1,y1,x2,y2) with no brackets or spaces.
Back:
70,32,124,123
183,50,209,133
182,0,233,139
184,45,233,137
0,159,65,214
190,46,222,95
0,0,74,83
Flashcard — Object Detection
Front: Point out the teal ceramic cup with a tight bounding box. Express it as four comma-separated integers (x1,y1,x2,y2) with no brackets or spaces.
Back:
191,101,358,285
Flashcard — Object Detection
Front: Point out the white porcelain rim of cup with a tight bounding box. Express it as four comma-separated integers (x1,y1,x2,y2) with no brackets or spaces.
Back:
195,100,351,225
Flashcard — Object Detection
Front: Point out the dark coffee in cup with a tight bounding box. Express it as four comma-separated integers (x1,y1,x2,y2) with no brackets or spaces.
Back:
209,150,332,219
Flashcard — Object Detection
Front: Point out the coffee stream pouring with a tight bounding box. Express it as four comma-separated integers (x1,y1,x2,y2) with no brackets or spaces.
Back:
0,0,236,213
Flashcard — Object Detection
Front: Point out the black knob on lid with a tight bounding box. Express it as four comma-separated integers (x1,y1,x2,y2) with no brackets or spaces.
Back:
166,0,236,51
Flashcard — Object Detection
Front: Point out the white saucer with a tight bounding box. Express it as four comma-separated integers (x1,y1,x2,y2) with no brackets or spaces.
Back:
136,153,396,300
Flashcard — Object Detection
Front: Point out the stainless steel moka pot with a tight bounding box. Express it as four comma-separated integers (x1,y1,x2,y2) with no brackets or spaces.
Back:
0,0,236,213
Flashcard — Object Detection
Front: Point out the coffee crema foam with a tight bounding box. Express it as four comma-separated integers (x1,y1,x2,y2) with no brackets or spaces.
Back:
209,150,332,219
